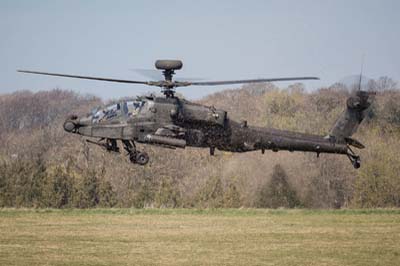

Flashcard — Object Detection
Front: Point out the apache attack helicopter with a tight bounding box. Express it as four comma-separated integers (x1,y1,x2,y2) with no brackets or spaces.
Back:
18,60,373,168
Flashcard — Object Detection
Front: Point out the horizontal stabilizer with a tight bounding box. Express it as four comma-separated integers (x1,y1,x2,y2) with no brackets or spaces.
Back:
345,137,365,149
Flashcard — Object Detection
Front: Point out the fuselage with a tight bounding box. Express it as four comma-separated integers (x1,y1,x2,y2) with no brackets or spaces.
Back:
64,95,348,156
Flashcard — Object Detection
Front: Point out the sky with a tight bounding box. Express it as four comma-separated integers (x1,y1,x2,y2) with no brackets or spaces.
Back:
1,0,399,100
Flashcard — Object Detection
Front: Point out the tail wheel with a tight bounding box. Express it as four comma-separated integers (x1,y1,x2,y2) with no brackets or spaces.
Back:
135,152,149,165
347,148,361,169
352,157,361,169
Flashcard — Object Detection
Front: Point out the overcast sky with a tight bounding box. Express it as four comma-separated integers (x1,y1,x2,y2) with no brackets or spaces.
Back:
1,0,399,99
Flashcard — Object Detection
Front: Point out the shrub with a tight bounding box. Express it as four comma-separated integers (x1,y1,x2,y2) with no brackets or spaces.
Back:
256,164,301,208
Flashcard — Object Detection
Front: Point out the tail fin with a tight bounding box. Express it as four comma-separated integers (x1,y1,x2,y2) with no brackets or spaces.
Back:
329,91,374,145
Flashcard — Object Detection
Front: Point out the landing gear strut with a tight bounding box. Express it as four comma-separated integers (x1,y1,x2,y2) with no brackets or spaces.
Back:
347,147,361,169
122,140,149,165
106,139,120,153
210,147,215,156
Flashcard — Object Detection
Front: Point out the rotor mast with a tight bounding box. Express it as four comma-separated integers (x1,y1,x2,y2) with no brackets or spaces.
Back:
155,60,183,97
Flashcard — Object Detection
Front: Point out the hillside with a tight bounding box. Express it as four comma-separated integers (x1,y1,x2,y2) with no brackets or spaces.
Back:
0,79,399,208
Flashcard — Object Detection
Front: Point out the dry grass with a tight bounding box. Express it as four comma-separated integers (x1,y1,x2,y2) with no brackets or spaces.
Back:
0,209,399,266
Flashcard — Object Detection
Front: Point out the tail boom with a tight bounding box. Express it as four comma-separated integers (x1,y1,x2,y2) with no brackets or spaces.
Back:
218,90,374,169
223,124,361,168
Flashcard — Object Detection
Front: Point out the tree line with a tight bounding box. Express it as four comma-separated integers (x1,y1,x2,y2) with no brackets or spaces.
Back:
0,78,399,208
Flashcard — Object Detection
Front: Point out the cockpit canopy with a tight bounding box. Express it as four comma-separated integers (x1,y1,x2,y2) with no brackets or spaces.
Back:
91,99,146,123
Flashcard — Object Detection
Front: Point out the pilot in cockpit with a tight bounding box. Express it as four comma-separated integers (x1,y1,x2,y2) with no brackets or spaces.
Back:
91,101,144,123
126,100,144,117
92,103,119,123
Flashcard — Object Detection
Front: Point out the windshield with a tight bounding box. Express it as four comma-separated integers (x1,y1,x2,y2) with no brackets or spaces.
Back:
92,100,145,123
126,100,145,116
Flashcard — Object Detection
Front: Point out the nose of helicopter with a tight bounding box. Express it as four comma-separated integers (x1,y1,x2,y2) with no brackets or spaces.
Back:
63,114,95,135
77,116,92,126
63,114,93,133
63,115,87,133
63,114,79,133
63,120,76,132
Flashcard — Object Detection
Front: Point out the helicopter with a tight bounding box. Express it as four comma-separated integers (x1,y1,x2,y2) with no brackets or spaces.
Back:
18,60,373,168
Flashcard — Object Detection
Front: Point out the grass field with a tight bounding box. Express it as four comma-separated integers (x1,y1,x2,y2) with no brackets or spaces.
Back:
0,209,399,266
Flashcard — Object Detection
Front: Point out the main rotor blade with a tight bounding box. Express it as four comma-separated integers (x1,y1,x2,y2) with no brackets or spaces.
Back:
131,68,164,80
189,77,319,86
17,70,151,85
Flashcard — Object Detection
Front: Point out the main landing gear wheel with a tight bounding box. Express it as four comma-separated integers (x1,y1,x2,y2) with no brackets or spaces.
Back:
135,152,149,165
352,157,361,169
123,140,150,166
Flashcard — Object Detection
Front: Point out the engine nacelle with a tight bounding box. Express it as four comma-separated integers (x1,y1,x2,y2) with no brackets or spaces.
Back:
178,104,227,127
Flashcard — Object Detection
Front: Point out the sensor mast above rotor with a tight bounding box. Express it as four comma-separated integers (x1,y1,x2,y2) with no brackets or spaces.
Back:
155,60,183,97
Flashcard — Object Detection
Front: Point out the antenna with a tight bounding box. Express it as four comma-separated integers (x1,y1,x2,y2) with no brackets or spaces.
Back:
358,55,365,91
